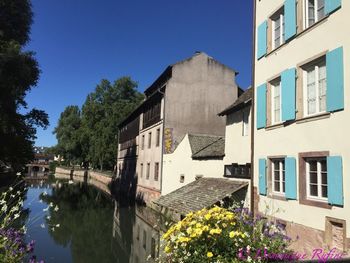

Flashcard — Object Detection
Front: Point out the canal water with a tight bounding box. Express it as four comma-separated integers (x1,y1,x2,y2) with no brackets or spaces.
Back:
23,177,164,263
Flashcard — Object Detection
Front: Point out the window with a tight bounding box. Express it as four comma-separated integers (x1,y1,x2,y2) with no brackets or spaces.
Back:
303,58,326,116
272,8,285,49
148,132,152,148
141,135,145,150
271,79,282,124
224,164,251,178
305,0,325,28
146,163,150,180
136,225,140,240
156,128,160,147
142,230,147,249
306,158,327,201
154,162,159,181
140,163,143,178
242,110,249,136
151,238,156,259
180,174,185,183
272,159,285,195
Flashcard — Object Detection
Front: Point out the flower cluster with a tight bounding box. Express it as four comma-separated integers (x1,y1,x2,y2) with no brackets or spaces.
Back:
161,206,292,263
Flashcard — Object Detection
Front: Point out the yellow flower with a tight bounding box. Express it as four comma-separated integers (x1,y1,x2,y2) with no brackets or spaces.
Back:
178,237,190,243
164,246,171,253
207,252,213,258
229,231,235,238
204,213,212,220
209,228,222,235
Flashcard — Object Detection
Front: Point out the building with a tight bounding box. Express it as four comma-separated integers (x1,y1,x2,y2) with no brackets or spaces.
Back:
218,87,252,208
117,52,239,203
161,133,225,195
253,0,349,253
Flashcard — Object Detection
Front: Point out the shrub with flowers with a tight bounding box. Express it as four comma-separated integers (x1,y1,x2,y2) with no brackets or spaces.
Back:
0,180,55,263
161,206,292,263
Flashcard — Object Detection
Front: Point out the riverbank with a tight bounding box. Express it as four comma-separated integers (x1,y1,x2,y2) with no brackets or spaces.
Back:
55,167,112,195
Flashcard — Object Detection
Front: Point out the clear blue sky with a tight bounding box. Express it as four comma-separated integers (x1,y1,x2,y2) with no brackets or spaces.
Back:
25,0,253,147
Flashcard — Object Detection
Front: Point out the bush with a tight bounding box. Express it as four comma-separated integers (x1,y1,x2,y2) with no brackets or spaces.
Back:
161,206,292,263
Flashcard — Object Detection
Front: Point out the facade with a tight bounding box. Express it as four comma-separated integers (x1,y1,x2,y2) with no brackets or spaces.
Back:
117,52,239,203
253,0,349,252
219,88,252,208
162,133,225,195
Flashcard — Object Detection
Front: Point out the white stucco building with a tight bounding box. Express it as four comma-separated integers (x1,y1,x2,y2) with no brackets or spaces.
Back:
253,0,349,253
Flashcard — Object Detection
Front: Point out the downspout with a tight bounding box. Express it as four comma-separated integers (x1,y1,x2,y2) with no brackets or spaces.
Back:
157,87,166,195
250,0,257,217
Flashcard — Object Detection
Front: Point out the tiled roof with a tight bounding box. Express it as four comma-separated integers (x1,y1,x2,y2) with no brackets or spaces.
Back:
153,178,248,215
188,134,225,159
218,87,252,116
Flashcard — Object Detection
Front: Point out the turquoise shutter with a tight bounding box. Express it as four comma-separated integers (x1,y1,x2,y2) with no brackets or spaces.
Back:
285,0,296,40
259,159,267,196
325,0,341,15
327,156,343,206
257,21,267,59
326,47,344,112
256,84,267,129
281,68,296,121
285,157,297,200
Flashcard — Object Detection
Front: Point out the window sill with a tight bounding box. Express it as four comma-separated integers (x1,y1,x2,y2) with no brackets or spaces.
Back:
299,198,331,209
296,112,330,124
265,122,284,130
269,193,287,201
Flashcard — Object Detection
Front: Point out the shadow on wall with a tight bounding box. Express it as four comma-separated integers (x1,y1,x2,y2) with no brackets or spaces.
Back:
110,146,144,207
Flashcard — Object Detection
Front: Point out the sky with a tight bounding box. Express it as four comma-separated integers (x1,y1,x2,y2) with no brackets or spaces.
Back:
24,0,253,147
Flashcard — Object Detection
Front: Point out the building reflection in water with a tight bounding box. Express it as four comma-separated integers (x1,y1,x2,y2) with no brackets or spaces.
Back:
113,201,165,263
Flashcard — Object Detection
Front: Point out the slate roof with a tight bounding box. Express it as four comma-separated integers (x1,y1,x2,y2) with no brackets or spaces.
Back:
187,134,225,159
153,178,248,215
218,87,252,116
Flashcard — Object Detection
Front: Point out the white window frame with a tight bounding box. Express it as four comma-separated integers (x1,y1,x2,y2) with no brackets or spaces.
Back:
272,9,285,50
272,159,286,195
303,58,326,117
304,0,326,29
242,110,249,136
306,158,328,202
271,79,282,125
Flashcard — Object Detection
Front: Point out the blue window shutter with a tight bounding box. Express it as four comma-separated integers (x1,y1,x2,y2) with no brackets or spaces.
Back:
257,21,267,59
285,157,297,200
256,84,267,129
325,0,341,15
281,68,296,121
327,156,343,206
326,47,344,112
259,159,267,196
285,0,297,40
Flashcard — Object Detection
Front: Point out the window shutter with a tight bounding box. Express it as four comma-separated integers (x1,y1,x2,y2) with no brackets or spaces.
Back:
257,21,267,59
256,84,267,129
285,157,297,200
325,0,341,15
326,47,344,112
285,0,297,40
259,159,267,196
281,68,296,121
327,156,343,206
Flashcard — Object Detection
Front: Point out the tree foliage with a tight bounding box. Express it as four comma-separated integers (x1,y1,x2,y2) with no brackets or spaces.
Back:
54,77,144,170
0,0,49,170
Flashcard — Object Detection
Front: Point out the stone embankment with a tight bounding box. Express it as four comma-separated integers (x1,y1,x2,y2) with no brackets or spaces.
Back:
55,167,112,195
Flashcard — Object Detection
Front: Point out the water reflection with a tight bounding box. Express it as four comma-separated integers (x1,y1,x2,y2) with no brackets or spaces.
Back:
23,178,163,263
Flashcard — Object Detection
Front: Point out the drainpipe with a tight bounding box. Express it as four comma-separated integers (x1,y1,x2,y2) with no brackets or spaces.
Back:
157,87,166,195
250,0,257,217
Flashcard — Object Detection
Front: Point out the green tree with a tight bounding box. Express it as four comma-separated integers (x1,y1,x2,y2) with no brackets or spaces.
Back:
80,77,144,170
0,0,49,171
53,106,82,166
